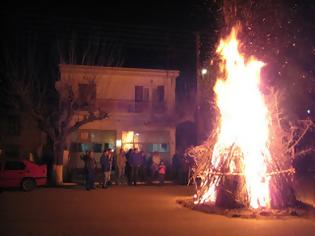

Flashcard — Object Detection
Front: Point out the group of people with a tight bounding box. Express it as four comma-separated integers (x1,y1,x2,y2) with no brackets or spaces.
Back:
81,148,167,190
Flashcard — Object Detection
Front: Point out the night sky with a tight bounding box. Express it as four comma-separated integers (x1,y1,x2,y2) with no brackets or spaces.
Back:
1,1,218,94
225,0,315,119
1,0,315,117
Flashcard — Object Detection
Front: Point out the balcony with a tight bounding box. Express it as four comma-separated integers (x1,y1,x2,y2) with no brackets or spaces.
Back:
91,99,167,114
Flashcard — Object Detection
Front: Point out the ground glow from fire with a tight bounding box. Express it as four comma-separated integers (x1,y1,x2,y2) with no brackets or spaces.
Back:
197,26,271,209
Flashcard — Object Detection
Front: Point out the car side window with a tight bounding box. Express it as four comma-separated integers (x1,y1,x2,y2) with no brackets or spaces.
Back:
4,161,26,170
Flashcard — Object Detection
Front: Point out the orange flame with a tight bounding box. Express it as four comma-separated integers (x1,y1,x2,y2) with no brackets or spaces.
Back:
199,26,271,209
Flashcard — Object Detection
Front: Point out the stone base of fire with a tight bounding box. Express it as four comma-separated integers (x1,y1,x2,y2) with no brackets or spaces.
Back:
177,198,315,220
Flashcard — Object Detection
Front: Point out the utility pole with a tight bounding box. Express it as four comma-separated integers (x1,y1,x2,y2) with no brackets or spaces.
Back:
195,32,200,109
194,31,204,145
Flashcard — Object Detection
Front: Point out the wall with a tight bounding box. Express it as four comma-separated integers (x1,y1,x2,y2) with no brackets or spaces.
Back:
59,65,178,113
58,65,179,172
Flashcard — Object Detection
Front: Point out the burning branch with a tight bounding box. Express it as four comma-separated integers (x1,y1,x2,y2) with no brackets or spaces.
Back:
189,25,315,209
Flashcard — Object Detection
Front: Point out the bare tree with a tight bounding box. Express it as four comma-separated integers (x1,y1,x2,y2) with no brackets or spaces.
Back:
1,34,122,185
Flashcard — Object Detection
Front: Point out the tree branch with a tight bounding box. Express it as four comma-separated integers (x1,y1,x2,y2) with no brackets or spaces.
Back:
288,119,314,150
67,111,108,134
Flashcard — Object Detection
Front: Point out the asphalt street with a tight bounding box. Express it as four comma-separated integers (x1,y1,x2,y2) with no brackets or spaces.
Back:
0,185,315,236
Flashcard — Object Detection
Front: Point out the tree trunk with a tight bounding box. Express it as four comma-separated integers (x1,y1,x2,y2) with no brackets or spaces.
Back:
53,139,64,185
54,164,63,185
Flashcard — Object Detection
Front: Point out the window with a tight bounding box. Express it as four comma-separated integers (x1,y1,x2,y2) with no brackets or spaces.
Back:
78,83,96,107
156,86,164,103
134,86,149,112
153,86,165,112
135,86,143,102
92,143,102,153
81,143,93,153
147,143,169,153
79,84,88,105
70,142,104,153
5,161,25,171
104,143,114,150
70,142,82,152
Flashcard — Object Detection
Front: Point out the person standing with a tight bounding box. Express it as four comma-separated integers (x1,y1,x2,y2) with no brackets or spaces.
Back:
138,151,147,181
125,148,133,185
151,151,161,182
116,148,127,184
81,150,97,190
172,150,181,184
130,148,142,186
100,149,112,188
158,161,166,185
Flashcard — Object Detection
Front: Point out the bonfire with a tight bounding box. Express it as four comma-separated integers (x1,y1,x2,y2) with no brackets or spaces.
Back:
187,25,313,212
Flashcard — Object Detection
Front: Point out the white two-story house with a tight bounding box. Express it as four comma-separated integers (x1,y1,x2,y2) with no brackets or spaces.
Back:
58,64,180,169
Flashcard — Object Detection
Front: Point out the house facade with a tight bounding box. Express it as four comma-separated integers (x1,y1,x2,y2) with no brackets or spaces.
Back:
58,64,180,169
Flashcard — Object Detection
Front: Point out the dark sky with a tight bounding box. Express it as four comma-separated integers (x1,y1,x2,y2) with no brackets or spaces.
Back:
1,1,219,99
2,1,216,30
233,0,315,119
1,0,314,114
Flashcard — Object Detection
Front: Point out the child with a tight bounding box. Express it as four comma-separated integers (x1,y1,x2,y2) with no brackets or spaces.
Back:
158,161,166,185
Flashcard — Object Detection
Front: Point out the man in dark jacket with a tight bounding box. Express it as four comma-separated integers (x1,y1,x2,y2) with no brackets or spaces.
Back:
100,149,112,188
172,151,182,184
130,148,143,186
81,151,96,190
125,148,133,185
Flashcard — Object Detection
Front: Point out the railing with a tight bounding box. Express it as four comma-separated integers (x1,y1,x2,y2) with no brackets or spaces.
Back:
92,99,167,113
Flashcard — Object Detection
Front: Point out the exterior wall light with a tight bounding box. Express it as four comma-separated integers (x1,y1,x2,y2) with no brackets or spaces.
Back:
201,68,208,75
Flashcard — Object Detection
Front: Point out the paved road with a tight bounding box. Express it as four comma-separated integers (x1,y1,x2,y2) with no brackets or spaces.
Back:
1,185,315,236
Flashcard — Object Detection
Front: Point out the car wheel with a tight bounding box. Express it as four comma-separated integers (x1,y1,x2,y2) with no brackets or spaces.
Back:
21,178,36,191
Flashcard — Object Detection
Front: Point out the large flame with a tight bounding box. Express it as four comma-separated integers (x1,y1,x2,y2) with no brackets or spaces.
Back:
199,26,271,209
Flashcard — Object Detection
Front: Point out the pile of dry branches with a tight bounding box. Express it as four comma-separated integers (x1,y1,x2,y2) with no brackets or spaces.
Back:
187,88,314,208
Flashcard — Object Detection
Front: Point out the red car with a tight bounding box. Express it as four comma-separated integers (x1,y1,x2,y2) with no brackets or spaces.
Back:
0,160,47,191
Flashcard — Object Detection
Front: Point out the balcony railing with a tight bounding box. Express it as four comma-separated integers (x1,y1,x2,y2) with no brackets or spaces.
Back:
91,99,167,113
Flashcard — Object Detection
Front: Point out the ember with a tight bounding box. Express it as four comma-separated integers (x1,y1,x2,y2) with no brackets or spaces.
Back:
197,25,271,208
188,24,307,209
